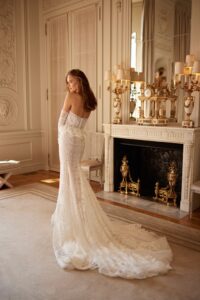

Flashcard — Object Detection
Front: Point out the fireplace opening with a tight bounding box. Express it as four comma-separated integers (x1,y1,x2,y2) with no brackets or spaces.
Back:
114,138,183,207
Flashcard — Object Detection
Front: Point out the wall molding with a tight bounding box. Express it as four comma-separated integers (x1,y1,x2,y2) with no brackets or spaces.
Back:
0,129,46,174
0,130,44,140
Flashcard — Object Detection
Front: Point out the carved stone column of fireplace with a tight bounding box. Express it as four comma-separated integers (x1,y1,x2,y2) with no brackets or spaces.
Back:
103,124,200,212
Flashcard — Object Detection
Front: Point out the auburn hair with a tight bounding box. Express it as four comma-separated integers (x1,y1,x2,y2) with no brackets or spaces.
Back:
66,69,97,112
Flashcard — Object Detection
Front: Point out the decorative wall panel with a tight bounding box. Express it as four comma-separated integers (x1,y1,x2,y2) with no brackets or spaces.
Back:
0,141,32,161
0,0,45,174
0,0,16,91
0,96,18,125
0,130,46,173
0,0,25,131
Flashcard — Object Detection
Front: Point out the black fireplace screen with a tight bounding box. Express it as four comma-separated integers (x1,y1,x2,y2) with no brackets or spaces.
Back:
114,138,183,207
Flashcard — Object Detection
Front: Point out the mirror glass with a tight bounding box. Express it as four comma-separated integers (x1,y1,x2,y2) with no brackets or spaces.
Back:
130,0,192,120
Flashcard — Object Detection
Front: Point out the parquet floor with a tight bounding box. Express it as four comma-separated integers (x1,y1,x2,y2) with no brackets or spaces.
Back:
7,170,200,231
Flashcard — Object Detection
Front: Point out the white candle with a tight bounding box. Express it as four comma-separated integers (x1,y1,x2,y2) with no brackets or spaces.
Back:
104,70,111,81
174,62,184,74
113,64,121,74
116,69,124,80
192,61,200,74
112,73,116,82
186,54,195,67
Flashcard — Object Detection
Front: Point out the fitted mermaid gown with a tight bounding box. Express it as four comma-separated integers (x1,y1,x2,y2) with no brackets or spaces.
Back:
51,110,173,279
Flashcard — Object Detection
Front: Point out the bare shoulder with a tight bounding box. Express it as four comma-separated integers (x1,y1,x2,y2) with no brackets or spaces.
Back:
70,93,84,110
63,92,81,111
69,93,90,118
63,92,74,112
70,92,82,103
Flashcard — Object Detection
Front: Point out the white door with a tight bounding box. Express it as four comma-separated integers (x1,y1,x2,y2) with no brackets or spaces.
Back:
70,4,98,132
46,14,69,170
46,4,100,170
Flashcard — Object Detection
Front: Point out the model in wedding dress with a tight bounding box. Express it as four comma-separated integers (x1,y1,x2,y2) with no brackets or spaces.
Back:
51,69,173,279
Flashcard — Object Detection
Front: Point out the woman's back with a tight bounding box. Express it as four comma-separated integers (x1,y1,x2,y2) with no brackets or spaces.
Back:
66,110,88,129
69,93,91,119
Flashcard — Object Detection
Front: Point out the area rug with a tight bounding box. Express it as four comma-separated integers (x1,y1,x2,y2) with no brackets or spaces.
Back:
0,183,199,250
0,183,200,300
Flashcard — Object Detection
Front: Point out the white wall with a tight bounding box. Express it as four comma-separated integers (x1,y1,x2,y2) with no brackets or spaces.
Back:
0,0,45,174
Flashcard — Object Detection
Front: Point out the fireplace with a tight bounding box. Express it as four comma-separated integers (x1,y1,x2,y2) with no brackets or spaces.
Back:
103,123,200,212
114,138,183,206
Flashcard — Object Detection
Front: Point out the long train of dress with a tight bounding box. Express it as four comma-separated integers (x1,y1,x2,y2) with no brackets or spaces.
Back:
51,110,173,279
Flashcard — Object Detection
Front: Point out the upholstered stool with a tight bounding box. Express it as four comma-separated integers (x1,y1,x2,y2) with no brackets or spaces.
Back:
189,180,200,218
80,131,104,186
81,159,103,186
0,160,20,189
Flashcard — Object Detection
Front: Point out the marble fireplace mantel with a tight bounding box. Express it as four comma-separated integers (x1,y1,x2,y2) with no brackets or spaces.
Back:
103,123,200,212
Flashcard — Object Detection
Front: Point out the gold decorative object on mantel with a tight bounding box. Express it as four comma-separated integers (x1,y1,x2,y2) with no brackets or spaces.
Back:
105,66,130,124
135,68,178,126
119,155,140,196
174,55,200,128
153,161,177,206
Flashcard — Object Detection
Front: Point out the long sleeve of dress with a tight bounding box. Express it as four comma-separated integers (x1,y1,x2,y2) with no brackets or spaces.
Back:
58,110,69,127
58,110,69,142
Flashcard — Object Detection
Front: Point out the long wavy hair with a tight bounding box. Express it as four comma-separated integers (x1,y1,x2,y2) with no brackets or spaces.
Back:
66,69,97,112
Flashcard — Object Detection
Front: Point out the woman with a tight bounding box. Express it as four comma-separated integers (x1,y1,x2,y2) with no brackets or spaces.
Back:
51,69,173,279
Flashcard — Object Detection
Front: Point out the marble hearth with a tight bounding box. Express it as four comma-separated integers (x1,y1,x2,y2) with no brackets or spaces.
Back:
103,124,200,212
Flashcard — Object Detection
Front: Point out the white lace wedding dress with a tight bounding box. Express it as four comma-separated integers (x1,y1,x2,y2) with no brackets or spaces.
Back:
51,110,173,279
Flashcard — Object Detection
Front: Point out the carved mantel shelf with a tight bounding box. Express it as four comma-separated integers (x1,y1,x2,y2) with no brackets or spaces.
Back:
103,124,200,212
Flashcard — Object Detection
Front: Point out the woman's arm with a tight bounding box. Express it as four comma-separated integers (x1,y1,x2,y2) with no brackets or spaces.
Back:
58,93,73,127
62,93,72,112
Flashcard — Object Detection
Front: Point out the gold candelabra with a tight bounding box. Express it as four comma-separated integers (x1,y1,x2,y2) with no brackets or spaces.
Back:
174,55,200,127
105,66,130,124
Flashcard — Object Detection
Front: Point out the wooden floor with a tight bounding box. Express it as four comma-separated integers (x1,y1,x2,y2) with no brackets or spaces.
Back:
6,170,200,230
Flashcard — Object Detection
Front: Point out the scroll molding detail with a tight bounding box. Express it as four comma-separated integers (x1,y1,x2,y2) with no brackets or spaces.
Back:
0,0,16,90
0,96,18,126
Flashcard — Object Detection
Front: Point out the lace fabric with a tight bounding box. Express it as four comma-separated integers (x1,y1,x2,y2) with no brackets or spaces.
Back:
52,110,173,279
